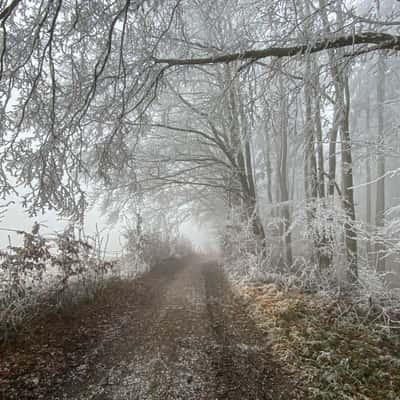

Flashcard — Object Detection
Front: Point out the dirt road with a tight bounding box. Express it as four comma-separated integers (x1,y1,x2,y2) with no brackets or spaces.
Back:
1,257,303,399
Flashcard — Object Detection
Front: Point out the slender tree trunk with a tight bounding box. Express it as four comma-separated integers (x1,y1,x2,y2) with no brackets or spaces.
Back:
328,101,339,196
365,91,373,264
313,67,326,199
341,77,358,281
279,116,293,266
304,57,319,265
318,0,339,198
313,60,332,270
375,54,386,271
263,126,274,205
278,69,293,265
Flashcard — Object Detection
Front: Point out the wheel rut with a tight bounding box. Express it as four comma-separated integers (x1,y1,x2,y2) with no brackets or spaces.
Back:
1,257,304,399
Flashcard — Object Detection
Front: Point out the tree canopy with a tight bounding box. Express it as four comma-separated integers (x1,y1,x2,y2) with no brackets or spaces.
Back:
0,0,399,254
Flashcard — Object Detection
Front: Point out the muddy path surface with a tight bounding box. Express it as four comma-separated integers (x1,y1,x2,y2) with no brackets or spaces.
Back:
1,257,304,399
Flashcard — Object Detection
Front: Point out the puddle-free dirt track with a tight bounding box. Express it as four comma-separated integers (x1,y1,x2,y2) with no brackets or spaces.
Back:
1,257,304,399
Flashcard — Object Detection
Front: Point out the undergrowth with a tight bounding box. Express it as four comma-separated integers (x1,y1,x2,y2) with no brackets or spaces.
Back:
221,207,400,398
239,283,400,400
0,224,120,342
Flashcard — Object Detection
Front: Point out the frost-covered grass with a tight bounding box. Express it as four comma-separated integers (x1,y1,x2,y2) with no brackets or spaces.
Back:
220,208,400,398
220,201,400,397
0,226,153,342
0,260,129,341
238,282,400,400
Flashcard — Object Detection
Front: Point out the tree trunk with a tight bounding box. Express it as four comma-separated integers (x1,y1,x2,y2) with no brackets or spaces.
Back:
313,59,332,270
341,77,358,281
375,54,386,272
365,91,373,264
278,69,293,266
225,63,266,243
303,57,321,267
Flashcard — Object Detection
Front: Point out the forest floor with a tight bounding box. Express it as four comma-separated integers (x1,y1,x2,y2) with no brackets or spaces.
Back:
0,256,304,400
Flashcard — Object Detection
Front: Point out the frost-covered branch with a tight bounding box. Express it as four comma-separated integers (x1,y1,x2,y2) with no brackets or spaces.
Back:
155,32,400,66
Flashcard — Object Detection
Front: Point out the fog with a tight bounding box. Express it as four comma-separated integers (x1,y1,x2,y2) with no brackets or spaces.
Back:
0,201,217,257
1,2,400,398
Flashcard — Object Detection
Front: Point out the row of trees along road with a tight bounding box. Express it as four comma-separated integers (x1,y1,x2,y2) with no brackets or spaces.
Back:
1,0,400,283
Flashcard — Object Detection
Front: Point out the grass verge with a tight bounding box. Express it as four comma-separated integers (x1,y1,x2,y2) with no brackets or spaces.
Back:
238,283,400,400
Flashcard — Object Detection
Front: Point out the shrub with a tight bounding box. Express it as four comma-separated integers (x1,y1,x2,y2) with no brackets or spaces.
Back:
0,224,115,340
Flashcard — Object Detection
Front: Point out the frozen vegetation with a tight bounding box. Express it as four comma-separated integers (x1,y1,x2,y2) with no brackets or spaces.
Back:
1,0,400,398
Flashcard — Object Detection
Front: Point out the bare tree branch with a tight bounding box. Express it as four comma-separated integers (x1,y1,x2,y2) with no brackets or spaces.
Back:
0,0,22,21
155,32,400,66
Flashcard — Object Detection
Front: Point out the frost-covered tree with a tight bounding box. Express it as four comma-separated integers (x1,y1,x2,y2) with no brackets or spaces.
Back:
1,0,400,282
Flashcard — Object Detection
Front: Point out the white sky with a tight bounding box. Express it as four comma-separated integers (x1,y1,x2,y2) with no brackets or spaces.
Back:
0,200,218,256
0,200,123,254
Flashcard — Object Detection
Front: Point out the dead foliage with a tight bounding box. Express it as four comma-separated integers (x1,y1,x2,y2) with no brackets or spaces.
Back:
0,224,116,341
